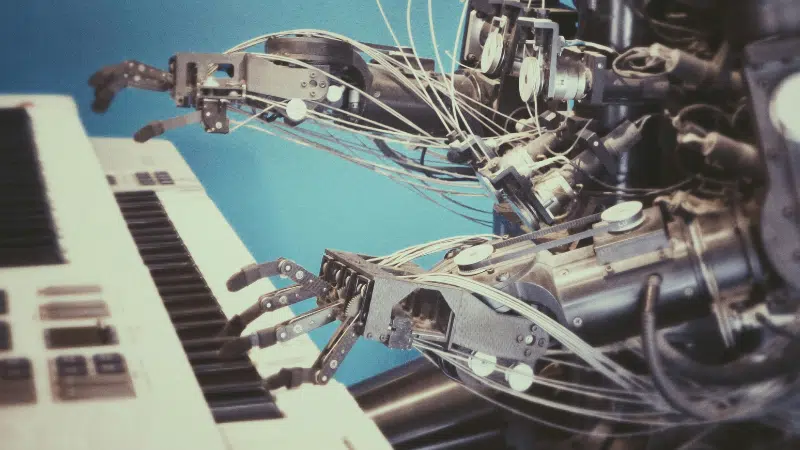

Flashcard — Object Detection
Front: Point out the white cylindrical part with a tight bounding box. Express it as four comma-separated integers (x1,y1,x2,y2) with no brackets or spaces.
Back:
326,85,345,103
770,72,800,143
285,98,308,122
480,31,505,75
505,363,534,392
519,57,542,102
468,352,497,377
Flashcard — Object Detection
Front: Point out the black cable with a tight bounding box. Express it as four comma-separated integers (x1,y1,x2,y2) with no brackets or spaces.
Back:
420,147,427,166
640,274,715,419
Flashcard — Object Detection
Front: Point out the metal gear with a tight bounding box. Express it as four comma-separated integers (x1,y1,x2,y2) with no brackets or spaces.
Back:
345,295,363,318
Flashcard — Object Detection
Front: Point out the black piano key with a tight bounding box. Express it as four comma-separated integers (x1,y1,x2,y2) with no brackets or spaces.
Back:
0,108,63,267
113,190,281,422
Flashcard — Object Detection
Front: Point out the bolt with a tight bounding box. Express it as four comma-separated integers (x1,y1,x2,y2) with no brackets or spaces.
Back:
530,325,538,332
279,295,288,304
573,317,583,327
301,81,308,87
283,264,292,272
784,206,794,218
538,338,546,347
296,270,305,280
293,324,303,334
524,335,534,345
319,82,327,88
516,335,524,343
605,265,614,273
261,298,272,308
215,122,223,129
330,360,339,369
524,349,533,357
280,332,287,339
487,268,495,274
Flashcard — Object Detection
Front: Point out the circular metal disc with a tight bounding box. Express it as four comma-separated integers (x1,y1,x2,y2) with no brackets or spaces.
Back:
454,244,495,273
468,352,497,377
601,201,645,232
480,32,504,75
505,363,534,392
519,57,541,102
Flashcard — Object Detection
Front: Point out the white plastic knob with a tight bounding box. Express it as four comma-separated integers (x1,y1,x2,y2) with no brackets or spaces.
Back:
505,363,534,392
285,98,308,122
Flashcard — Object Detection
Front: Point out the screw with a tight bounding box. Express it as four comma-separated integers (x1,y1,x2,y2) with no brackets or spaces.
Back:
310,72,316,78
215,122,223,129
366,332,373,339
516,335,524,343
261,298,272,308
321,375,328,382
530,325,538,332
293,324,303,333
319,82,327,88
296,270,305,280
283,264,292,272
524,335,534,345
301,81,308,87
487,268,495,274
538,338,546,347
138,64,145,72
279,295,288,304
330,360,338,369
205,111,211,117
310,92,316,97
597,63,603,69
573,317,583,327
524,349,532,357
593,141,599,146
379,334,387,341
280,332,287,339
605,265,614,273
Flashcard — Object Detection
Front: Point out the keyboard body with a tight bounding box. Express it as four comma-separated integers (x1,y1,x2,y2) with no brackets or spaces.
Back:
0,95,389,450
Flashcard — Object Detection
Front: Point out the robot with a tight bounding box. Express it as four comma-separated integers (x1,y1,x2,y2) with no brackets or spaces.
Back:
88,0,800,447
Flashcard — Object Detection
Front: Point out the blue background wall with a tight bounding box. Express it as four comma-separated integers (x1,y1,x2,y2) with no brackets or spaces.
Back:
0,0,492,385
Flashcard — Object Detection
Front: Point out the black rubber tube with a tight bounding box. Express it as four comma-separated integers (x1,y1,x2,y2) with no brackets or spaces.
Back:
641,274,715,419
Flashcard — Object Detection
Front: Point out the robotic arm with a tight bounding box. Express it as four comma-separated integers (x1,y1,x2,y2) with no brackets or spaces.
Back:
88,0,800,446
